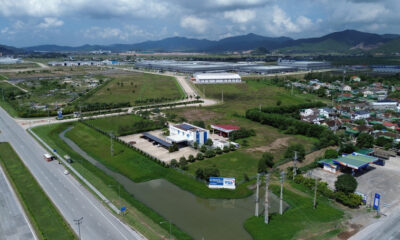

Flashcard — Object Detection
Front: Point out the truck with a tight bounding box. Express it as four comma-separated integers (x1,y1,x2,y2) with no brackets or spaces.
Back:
43,153,57,162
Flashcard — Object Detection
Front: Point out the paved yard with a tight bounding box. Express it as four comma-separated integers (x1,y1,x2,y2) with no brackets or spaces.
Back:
307,168,342,190
119,130,199,163
356,157,400,214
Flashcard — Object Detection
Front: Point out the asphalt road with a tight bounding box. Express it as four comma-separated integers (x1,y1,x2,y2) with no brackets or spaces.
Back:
0,164,37,240
0,106,144,240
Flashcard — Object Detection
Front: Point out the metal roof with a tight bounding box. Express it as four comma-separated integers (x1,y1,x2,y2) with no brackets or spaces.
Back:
142,132,172,148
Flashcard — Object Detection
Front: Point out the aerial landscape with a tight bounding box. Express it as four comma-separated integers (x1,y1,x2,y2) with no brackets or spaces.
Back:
2,1,400,240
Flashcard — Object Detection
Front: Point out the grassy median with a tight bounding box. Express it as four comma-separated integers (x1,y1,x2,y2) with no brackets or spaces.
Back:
0,142,77,240
244,185,343,240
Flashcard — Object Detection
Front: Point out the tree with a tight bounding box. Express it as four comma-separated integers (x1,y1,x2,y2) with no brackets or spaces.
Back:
196,153,204,160
193,142,198,149
284,144,305,162
170,159,178,168
335,174,358,194
195,168,204,179
204,149,216,158
205,138,213,146
188,154,195,162
324,149,339,159
258,152,274,173
192,120,205,128
179,157,188,170
339,144,356,154
203,167,220,180
223,146,230,153
356,133,374,149
200,145,207,153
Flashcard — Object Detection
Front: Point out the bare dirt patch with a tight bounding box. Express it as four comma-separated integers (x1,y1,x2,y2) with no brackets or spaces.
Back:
180,108,220,122
246,137,291,153
337,223,362,240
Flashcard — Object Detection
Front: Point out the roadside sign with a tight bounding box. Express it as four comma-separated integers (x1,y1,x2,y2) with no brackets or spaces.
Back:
57,110,63,119
373,193,381,210
120,206,126,212
53,149,57,153
208,177,236,189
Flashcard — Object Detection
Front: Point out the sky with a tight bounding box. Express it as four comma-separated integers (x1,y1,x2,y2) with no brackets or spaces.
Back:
0,0,399,47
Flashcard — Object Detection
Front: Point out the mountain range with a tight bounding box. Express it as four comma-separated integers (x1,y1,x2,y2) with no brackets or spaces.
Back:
5,30,400,54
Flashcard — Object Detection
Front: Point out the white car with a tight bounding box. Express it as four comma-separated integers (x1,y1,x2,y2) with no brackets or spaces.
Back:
64,170,69,175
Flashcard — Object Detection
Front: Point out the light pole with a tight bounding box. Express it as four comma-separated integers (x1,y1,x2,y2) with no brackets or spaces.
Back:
74,217,83,240
160,221,172,240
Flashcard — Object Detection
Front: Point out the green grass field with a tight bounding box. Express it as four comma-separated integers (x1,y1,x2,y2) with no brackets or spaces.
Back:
0,81,25,117
85,114,163,136
0,63,39,69
85,72,184,105
244,185,343,240
0,142,76,240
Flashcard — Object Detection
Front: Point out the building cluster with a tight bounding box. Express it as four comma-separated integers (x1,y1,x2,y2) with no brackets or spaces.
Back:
135,59,332,74
372,65,400,73
47,60,121,66
0,57,22,64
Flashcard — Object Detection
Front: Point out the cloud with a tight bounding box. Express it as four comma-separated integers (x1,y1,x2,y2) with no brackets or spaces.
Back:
83,25,154,41
265,6,314,35
0,0,171,19
331,1,389,23
37,17,63,28
180,16,208,33
223,9,256,23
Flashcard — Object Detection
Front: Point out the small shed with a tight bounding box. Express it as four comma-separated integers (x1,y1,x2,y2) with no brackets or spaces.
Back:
210,124,240,138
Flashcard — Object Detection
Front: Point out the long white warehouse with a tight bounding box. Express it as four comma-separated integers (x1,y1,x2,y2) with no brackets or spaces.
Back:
194,73,241,84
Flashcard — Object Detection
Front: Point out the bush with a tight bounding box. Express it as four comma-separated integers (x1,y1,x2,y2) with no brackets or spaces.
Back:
258,152,274,173
339,144,356,154
205,138,213,146
203,167,220,180
229,128,256,141
193,142,198,149
223,146,230,153
335,174,358,194
196,153,204,160
200,145,207,153
170,159,178,168
204,149,216,158
335,192,363,208
188,154,195,162
229,144,236,151
215,147,223,154
195,168,204,179
179,157,188,170
356,133,374,149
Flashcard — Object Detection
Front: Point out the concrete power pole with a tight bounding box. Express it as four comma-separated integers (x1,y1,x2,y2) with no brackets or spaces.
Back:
221,90,224,103
74,217,83,240
264,174,270,224
280,171,285,215
313,177,318,209
293,151,298,180
255,173,260,216
1,88,4,101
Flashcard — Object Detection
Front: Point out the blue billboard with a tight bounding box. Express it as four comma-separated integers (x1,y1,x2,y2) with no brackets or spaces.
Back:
373,193,381,210
57,110,63,119
209,177,236,189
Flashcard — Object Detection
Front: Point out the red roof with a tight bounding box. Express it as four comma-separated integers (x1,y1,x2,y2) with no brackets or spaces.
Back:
212,124,240,130
383,122,397,127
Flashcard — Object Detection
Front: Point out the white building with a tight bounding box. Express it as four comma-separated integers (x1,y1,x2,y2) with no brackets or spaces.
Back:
277,58,331,70
352,110,370,120
300,108,315,117
194,73,241,84
167,123,209,146
343,85,352,92
371,100,398,110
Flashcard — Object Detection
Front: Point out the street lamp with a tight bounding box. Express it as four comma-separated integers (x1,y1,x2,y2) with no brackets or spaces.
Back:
74,217,83,240
160,221,171,240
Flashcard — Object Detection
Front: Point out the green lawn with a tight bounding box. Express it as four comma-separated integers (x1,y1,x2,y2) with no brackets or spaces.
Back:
85,72,184,105
0,63,39,69
188,151,259,182
0,142,76,240
244,185,343,240
85,114,163,136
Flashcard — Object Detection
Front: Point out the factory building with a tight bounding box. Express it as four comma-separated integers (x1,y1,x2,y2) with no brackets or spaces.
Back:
194,73,241,84
48,60,120,67
0,57,22,64
239,65,297,74
372,65,400,73
277,58,331,70
167,123,209,146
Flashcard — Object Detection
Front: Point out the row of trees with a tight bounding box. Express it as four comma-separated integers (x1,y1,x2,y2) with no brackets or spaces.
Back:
260,101,326,117
229,128,256,141
246,109,338,149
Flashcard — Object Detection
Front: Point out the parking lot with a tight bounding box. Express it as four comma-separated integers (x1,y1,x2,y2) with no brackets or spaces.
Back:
119,130,199,163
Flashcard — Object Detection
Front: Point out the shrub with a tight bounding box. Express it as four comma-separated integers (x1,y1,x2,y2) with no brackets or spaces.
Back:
215,147,223,155
229,128,256,141
284,144,305,162
196,153,204,160
170,159,178,168
335,174,358,194
195,168,204,179
203,167,220,180
258,152,274,173
188,154,195,162
205,138,213,146
335,192,363,208
223,146,230,153
200,145,207,153
204,149,216,158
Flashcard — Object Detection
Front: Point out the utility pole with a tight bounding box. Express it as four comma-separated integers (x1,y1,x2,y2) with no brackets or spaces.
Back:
259,104,261,112
291,82,294,95
160,221,172,240
221,90,224,103
313,177,318,209
74,217,83,240
264,174,270,224
280,171,285,215
293,151,298,180
255,173,260,216
1,88,4,101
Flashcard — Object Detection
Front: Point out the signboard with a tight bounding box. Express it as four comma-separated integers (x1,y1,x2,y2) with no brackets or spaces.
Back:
208,177,236,190
53,149,57,153
373,193,381,210
57,110,63,119
120,206,126,212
